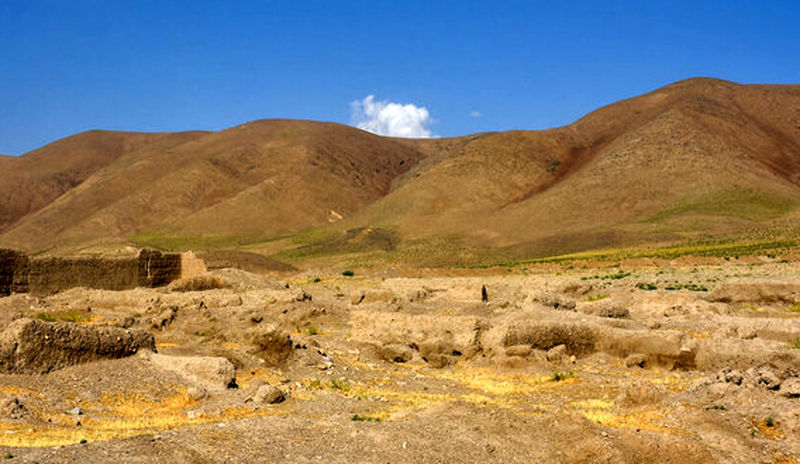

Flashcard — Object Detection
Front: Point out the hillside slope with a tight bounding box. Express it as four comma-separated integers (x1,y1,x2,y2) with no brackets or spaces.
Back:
2,78,800,263
338,78,800,260
0,130,207,234
0,120,425,251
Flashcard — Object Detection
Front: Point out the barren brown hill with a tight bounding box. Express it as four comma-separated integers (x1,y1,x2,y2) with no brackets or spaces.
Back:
0,130,207,234
2,78,800,264
326,78,800,262
0,120,425,252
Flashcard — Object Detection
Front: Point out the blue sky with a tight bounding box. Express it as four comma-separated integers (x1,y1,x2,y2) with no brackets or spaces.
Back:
1,0,799,155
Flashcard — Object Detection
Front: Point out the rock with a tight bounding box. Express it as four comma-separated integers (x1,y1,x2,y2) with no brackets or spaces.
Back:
65,407,83,416
546,344,568,362
598,306,630,319
246,378,267,393
716,368,743,385
624,353,647,368
1,396,27,419
757,369,781,390
121,316,137,329
780,378,800,398
187,385,208,401
580,301,629,318
378,344,414,363
249,385,285,405
0,318,155,374
504,345,533,358
146,353,237,391
151,306,177,329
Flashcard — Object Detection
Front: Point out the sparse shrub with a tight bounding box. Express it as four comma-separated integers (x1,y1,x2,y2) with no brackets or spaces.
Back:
664,283,708,292
684,283,708,292
604,271,632,280
304,326,319,336
342,270,354,277
330,378,351,391
791,338,800,349
308,379,322,389
312,277,322,283
351,414,381,422
636,282,657,291
551,371,574,382
705,404,726,411
34,312,56,322
765,416,775,427
34,311,88,323
585,294,609,302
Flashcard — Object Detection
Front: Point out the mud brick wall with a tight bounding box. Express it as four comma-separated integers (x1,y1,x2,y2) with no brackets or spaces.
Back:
28,256,140,296
0,248,30,295
137,249,182,288
0,248,192,296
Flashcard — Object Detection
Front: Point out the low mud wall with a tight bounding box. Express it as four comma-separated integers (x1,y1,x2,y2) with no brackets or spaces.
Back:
137,249,183,288
28,256,140,296
0,249,194,296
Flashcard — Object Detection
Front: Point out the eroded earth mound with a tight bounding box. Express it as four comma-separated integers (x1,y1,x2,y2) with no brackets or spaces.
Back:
0,257,798,462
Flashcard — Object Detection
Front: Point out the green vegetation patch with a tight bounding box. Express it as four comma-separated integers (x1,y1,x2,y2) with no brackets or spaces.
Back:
551,371,574,382
664,283,709,292
130,230,269,251
643,189,797,224
581,270,632,281
351,414,381,422
34,311,89,323
502,239,797,266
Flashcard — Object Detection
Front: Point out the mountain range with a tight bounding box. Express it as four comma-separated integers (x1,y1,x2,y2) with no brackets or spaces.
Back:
2,78,800,266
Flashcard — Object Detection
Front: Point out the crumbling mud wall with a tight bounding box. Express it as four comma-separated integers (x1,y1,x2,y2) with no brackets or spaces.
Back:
28,256,140,296
137,249,182,288
0,248,194,296
179,251,208,279
0,248,30,296
0,318,155,374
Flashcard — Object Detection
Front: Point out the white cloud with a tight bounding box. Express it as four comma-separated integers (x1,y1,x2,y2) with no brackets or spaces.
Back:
470,110,482,118
350,95,434,138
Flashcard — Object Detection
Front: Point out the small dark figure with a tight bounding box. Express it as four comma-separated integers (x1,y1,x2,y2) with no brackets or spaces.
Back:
481,284,488,302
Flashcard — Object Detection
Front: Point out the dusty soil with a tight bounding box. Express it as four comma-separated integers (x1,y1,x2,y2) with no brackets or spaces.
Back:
0,261,799,463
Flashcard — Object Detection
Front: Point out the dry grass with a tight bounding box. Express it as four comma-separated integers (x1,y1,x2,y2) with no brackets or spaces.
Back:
0,389,289,448
169,275,232,292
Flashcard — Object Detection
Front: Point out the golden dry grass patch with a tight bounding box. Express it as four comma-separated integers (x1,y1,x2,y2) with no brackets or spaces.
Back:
0,389,292,448
570,398,681,434
154,341,179,350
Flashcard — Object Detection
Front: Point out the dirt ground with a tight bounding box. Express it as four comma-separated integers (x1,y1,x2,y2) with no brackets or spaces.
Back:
0,259,799,463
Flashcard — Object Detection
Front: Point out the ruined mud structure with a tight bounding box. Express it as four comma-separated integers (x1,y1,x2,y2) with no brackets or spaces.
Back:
0,248,204,296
